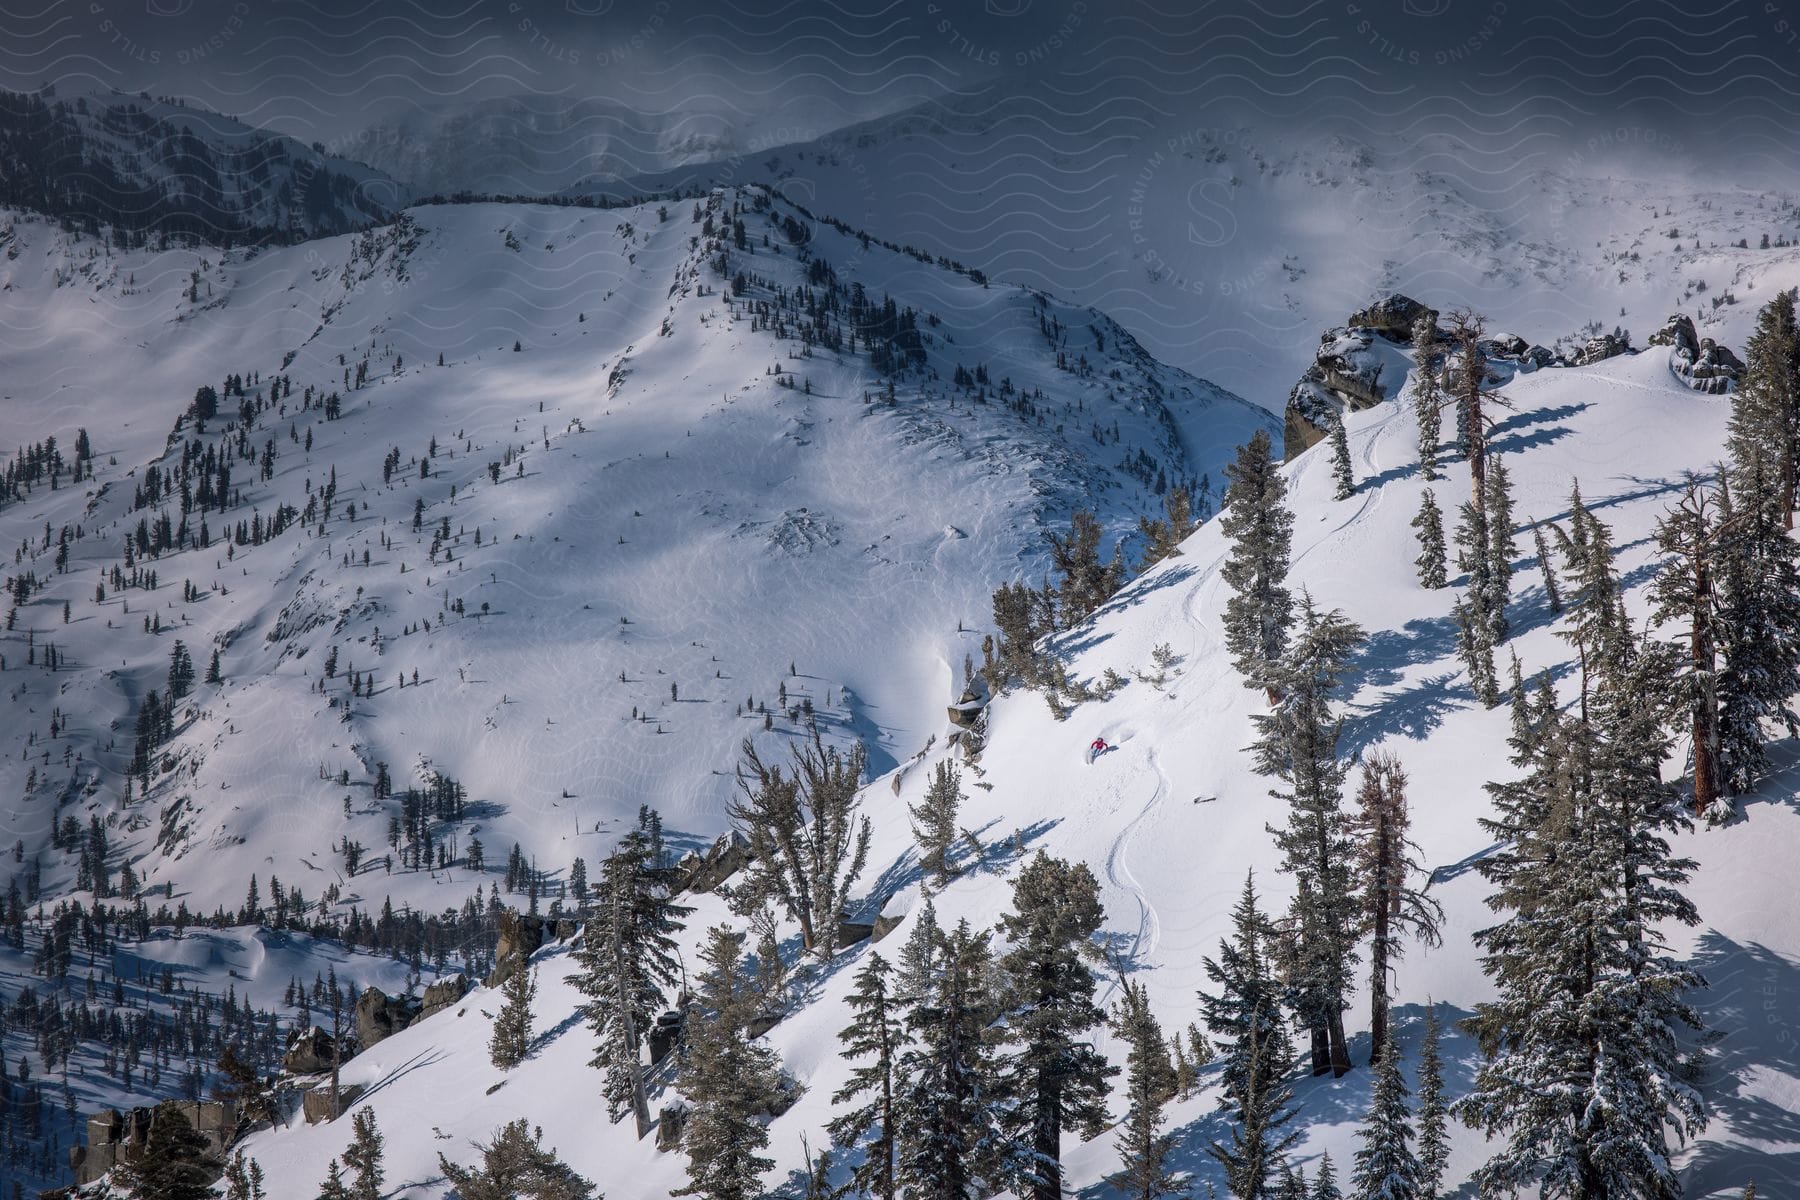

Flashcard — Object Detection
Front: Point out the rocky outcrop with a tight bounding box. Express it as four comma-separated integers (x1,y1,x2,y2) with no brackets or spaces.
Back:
355,986,421,1050
869,911,906,944
419,972,470,1019
655,1102,689,1152
1652,312,1742,394
648,1009,686,1064
1575,332,1631,366
1347,293,1430,339
676,831,752,894
486,912,575,986
73,1101,236,1185
281,1025,340,1075
302,1082,365,1125
1283,297,1435,460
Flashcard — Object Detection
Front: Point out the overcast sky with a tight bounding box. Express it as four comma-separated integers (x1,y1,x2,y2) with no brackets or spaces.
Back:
4,0,1795,173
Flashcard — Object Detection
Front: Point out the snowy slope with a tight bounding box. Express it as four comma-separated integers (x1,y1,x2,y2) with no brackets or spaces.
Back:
214,334,1800,1200
594,92,1800,412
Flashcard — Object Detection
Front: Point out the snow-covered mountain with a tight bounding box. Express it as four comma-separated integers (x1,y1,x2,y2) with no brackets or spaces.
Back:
0,185,1269,1192
0,89,401,245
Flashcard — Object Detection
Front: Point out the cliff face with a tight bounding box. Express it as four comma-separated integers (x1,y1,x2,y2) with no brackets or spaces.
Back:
1282,294,1434,461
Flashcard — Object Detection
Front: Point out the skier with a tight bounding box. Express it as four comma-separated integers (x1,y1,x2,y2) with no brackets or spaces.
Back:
1088,736,1108,764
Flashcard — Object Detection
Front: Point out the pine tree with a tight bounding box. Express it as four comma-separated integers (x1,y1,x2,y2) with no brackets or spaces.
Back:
897,918,1000,1200
1202,873,1299,1199
1138,485,1198,568
490,961,536,1070
1331,411,1355,500
1725,289,1800,528
1312,1151,1343,1200
1109,979,1182,1200
1250,595,1365,1078
676,927,782,1200
1714,459,1800,812
576,820,689,1134
1415,1007,1448,1200
1483,455,1516,632
438,1119,597,1200
1350,1029,1423,1200
1411,491,1446,589
1348,753,1441,1064
1046,509,1128,625
1220,429,1297,702
895,900,941,1006
828,953,908,1200
1447,309,1494,507
1457,684,1707,1197
114,1105,215,1200
994,853,1116,1200
1411,311,1442,481
344,1108,385,1200
910,760,963,887
1533,524,1562,614
1453,594,1499,708
205,647,222,684
729,731,872,958
315,1161,350,1200
167,640,195,699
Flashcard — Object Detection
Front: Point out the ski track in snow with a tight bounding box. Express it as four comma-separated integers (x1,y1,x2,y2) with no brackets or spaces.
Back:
1100,747,1166,1002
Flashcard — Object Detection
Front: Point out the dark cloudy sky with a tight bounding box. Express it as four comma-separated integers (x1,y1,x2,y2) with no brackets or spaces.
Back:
6,0,1797,170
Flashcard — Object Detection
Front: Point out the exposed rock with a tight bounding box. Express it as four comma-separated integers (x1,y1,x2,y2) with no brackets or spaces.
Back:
1347,292,1429,338
1575,332,1631,366
836,919,875,948
419,973,470,1020
655,1103,689,1152
302,1083,364,1125
869,911,906,944
1523,345,1558,369
648,1009,686,1064
1649,312,1699,357
74,1101,236,1186
355,986,421,1050
281,1025,339,1075
1688,338,1744,393
746,1011,783,1039
1481,333,1530,359
677,831,752,894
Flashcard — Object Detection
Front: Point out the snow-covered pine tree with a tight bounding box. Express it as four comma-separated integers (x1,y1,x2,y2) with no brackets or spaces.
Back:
895,899,940,1006
1458,676,1706,1197
1250,594,1365,1077
1350,1028,1424,1200
1415,1006,1448,1200
1109,979,1182,1200
897,918,1001,1200
1138,485,1198,568
1715,459,1800,812
1447,309,1493,506
729,731,871,958
910,760,963,888
344,1109,385,1200
315,1160,350,1200
1649,475,1733,817
994,853,1115,1200
828,952,908,1200
1725,289,1800,529
114,1104,215,1200
1533,524,1562,614
1047,509,1128,625
1220,429,1296,702
1278,1164,1309,1200
676,926,783,1200
1312,1151,1343,1200
489,963,535,1070
1483,454,1515,634
1348,753,1441,1065
575,820,690,1134
1454,495,1500,645
1411,490,1447,589
1412,311,1442,481
1331,412,1355,501
1201,872,1299,1198
437,1118,598,1200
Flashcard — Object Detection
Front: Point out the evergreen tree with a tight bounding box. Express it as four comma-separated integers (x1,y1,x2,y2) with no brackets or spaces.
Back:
729,731,872,958
1448,309,1494,507
1411,491,1446,589
1331,411,1355,501
490,961,536,1070
994,853,1116,1200
1725,289,1800,528
910,760,963,888
575,820,690,1134
1457,685,1707,1198
1312,1152,1343,1200
1412,311,1443,481
1483,455,1516,630
344,1108,385,1200
315,1161,350,1200
1202,873,1299,1199
1348,753,1441,1064
205,647,223,684
897,919,1001,1200
1714,460,1800,812
114,1105,214,1200
895,900,941,1006
1452,594,1500,709
1534,525,1563,614
167,640,195,699
1250,595,1365,1078
1109,979,1182,1200
676,927,782,1200
1047,509,1128,625
1138,485,1198,568
828,953,908,1200
438,1119,598,1200
1220,429,1296,702
1415,1007,1448,1200
1350,1029,1423,1200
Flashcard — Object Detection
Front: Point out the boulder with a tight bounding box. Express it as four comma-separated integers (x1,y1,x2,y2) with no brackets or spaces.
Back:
1648,313,1699,358
648,1009,686,1064
869,911,906,944
1688,338,1744,393
836,918,876,948
1347,292,1429,338
302,1083,363,1125
355,986,420,1050
1575,332,1631,366
419,973,469,1020
281,1025,339,1075
746,1011,783,1039
655,1103,689,1153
